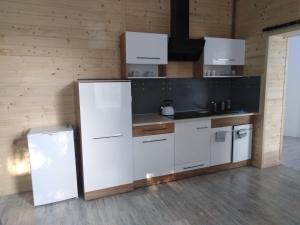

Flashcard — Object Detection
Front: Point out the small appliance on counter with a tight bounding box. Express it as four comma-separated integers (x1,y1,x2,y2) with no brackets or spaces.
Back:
160,99,175,116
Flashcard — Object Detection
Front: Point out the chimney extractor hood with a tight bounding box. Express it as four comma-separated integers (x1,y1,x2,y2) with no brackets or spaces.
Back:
168,0,205,61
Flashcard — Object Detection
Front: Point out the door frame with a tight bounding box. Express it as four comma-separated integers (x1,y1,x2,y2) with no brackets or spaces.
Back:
262,25,300,166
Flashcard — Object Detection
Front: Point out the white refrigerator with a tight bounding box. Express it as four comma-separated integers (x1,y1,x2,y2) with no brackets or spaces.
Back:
27,125,78,206
78,81,133,196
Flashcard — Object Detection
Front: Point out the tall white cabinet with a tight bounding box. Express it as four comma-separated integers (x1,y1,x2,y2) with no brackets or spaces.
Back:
78,81,133,199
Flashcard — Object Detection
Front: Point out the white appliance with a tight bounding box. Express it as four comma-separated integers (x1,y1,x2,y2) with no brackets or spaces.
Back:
27,125,78,206
210,126,232,166
78,81,133,194
233,124,253,162
161,106,175,116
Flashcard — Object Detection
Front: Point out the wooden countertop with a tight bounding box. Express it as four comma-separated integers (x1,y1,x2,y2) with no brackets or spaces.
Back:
132,112,257,127
132,114,173,127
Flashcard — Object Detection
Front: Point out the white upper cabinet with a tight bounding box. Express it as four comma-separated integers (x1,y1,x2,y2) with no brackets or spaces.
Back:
125,32,168,65
204,37,245,65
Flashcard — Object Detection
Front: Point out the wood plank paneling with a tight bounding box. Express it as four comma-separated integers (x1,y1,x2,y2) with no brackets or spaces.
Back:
0,0,233,196
235,0,300,168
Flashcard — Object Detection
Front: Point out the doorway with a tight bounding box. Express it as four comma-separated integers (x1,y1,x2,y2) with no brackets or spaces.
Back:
282,35,300,170
260,26,300,168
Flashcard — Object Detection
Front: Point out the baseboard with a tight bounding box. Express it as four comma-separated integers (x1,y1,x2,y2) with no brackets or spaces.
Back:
84,160,251,200
84,183,134,200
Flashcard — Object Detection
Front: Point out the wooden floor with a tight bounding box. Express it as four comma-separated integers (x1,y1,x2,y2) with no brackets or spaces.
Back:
1,165,300,225
282,136,300,170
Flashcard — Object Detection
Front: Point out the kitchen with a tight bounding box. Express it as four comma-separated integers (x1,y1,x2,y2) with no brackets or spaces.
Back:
0,0,300,224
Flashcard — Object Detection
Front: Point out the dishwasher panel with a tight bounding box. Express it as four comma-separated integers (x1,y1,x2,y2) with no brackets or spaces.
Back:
233,124,253,163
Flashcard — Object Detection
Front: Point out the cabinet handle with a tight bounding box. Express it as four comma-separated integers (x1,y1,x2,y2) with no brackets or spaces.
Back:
93,134,123,140
196,126,208,130
136,56,161,60
142,138,167,143
183,164,205,170
216,58,236,62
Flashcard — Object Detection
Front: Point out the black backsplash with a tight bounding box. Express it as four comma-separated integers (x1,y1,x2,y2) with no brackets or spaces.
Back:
131,76,261,114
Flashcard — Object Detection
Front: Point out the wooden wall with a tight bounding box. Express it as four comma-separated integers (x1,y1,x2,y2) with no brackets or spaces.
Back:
0,0,232,196
235,0,300,167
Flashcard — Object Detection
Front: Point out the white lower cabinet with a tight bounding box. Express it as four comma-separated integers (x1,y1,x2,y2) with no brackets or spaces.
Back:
133,133,174,180
210,126,232,166
175,119,211,172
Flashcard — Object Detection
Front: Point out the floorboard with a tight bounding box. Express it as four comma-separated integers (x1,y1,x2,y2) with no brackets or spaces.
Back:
1,165,300,225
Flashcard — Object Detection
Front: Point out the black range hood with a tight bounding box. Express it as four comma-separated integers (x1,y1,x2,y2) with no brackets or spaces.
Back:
168,0,205,61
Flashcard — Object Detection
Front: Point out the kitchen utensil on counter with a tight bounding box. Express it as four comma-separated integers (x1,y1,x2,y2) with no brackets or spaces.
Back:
209,101,218,113
220,101,226,112
226,99,231,111
160,99,175,116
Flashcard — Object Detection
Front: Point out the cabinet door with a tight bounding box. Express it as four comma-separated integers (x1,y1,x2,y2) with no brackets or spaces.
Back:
133,133,174,181
78,82,132,141
204,37,245,65
126,32,168,64
82,135,133,192
175,119,211,171
233,124,253,162
210,126,232,166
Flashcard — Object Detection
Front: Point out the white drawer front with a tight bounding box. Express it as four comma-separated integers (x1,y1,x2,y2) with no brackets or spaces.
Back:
175,119,211,166
133,133,174,180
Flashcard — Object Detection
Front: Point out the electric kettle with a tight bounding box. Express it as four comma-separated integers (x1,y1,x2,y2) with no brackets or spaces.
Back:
160,100,175,116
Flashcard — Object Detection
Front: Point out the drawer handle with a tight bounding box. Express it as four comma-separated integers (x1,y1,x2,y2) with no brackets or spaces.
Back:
93,134,123,140
183,164,205,170
216,58,236,62
196,127,208,130
143,138,167,143
136,56,161,60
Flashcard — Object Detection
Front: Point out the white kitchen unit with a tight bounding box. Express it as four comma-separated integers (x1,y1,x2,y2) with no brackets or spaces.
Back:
27,126,78,206
125,32,168,65
175,119,211,172
133,133,174,180
204,37,245,65
78,81,133,196
210,126,232,166
233,124,253,163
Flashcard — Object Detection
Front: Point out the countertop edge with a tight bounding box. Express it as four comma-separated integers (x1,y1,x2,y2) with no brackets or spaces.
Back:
132,113,258,127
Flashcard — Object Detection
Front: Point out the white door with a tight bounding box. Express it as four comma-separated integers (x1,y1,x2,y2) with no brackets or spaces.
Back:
27,128,78,206
126,32,168,64
82,136,133,192
204,37,245,65
78,81,133,192
133,133,174,181
233,124,253,163
210,126,232,166
78,82,132,140
175,119,211,172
